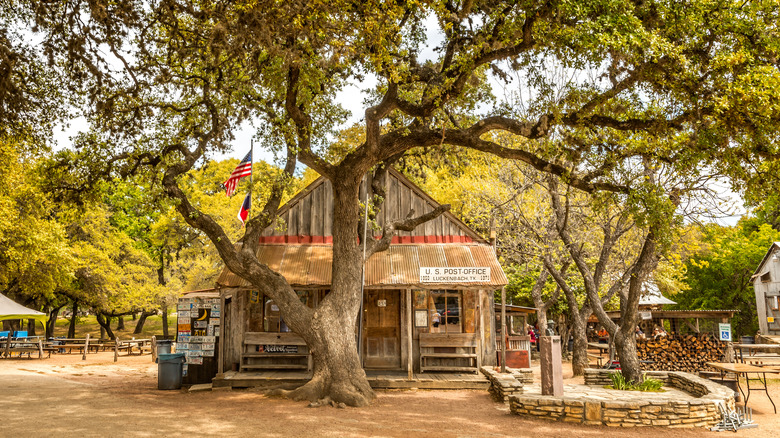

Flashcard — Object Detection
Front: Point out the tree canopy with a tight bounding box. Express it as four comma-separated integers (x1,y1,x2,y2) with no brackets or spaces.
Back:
4,0,780,403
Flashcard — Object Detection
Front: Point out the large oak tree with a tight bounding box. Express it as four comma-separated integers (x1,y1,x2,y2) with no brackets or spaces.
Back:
12,0,780,404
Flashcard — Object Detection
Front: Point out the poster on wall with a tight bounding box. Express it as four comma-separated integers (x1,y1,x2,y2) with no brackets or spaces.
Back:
415,310,428,327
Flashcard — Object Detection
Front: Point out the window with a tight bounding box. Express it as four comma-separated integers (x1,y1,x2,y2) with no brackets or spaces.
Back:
429,290,462,333
761,272,772,283
263,290,313,333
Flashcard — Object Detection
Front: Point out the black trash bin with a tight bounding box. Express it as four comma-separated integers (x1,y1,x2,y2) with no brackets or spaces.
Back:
158,352,186,390
156,339,172,362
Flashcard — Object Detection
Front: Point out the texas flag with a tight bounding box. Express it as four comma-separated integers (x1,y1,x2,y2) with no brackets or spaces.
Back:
237,192,251,225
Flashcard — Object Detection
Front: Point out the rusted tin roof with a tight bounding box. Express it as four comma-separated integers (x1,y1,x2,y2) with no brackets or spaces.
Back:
216,244,508,289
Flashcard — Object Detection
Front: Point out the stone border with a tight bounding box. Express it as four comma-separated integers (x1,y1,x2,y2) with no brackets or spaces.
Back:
481,366,533,401
506,368,735,428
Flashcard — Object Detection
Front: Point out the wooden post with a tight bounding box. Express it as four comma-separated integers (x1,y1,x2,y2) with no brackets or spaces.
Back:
475,292,482,371
5,333,11,358
37,339,44,359
151,335,157,363
501,286,507,373
218,293,225,376
114,336,119,362
82,333,89,360
406,289,413,380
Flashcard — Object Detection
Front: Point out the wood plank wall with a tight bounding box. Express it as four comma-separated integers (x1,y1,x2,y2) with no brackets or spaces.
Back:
261,171,472,240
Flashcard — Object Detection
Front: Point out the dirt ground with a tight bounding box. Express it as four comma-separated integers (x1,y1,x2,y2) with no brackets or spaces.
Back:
1,352,779,437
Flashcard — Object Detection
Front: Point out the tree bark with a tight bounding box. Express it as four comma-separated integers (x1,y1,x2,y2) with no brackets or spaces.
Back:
46,306,63,338
96,313,115,340
116,316,126,331
270,175,376,406
27,318,36,336
134,310,153,334
67,301,78,338
161,304,169,338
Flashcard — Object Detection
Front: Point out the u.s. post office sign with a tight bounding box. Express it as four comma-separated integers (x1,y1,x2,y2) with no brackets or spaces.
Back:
420,267,491,283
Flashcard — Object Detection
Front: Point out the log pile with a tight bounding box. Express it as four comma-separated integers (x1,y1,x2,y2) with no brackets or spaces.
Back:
637,334,725,372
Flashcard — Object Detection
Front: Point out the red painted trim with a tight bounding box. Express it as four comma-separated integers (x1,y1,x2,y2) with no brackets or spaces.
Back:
258,235,474,245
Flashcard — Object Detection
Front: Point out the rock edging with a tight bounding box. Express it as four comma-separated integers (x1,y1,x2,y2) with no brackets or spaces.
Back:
509,368,734,428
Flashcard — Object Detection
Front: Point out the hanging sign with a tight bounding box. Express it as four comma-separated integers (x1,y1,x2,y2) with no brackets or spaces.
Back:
718,323,732,342
420,267,490,283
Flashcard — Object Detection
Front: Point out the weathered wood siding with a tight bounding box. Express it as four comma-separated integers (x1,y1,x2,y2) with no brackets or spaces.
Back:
261,169,483,243
753,244,780,335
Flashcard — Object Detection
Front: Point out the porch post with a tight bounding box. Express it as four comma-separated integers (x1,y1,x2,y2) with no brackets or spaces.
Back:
406,289,413,380
217,291,225,376
501,286,507,373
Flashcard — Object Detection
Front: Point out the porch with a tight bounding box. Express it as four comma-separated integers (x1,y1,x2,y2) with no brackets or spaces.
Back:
212,369,489,390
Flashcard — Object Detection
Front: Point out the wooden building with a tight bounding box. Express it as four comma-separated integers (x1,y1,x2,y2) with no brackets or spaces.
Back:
215,169,507,378
752,242,780,339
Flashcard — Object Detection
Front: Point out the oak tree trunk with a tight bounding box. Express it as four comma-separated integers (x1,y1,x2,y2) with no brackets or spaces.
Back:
46,306,62,338
134,311,153,334
270,176,376,406
96,313,115,340
162,304,169,338
117,316,126,331
67,301,78,338
570,315,590,376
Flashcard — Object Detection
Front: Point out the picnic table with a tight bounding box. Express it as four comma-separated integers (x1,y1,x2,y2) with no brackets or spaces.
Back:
733,343,780,366
707,362,780,413
2,337,57,359
113,338,152,361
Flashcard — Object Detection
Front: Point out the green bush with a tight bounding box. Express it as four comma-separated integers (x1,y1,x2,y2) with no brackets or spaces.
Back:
607,372,664,392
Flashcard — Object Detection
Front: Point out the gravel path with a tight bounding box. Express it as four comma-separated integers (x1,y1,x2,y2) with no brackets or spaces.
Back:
1,352,779,437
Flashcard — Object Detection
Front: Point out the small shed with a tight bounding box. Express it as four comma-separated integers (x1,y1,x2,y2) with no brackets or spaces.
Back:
214,169,507,378
752,242,780,337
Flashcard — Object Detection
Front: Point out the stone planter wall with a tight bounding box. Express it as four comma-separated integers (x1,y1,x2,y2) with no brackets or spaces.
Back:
481,366,533,401
510,369,735,428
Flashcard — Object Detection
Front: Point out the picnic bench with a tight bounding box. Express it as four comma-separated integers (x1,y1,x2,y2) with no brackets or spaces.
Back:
2,337,57,359
734,343,780,367
239,332,311,371
420,333,480,374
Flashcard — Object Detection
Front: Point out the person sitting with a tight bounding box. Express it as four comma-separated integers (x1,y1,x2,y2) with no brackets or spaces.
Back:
597,327,609,343
635,326,645,340
652,326,667,339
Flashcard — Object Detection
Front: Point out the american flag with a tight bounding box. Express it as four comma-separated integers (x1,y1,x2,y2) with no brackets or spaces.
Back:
224,150,252,196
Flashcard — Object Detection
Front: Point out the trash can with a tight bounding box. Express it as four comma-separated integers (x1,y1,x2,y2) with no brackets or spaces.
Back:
158,352,186,390
156,339,172,362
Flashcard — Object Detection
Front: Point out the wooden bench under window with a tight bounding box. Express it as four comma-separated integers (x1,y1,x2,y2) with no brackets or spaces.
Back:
240,332,311,372
419,333,479,374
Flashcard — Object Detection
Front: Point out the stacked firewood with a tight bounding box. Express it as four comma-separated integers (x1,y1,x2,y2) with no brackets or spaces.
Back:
636,333,725,372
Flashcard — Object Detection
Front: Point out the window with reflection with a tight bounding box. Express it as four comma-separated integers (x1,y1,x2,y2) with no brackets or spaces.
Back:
428,290,462,333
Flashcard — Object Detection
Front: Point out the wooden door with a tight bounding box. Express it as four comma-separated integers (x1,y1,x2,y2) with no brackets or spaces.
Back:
363,290,401,369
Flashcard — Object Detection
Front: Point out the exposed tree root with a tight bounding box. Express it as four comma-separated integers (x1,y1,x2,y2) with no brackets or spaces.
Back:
264,374,374,407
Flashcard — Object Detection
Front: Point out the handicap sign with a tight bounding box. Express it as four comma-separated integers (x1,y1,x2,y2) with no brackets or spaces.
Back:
718,323,732,342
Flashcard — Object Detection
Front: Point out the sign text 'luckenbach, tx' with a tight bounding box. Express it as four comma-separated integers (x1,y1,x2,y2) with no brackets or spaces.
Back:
419,267,491,283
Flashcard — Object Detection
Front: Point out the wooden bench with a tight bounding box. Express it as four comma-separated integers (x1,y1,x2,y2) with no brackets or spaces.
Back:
419,333,479,374
587,353,604,368
240,332,311,372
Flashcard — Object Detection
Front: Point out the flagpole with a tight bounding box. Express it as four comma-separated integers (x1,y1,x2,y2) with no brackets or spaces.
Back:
250,139,253,204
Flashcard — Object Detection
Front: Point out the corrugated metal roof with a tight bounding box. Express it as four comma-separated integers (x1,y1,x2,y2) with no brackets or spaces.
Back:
216,244,508,289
